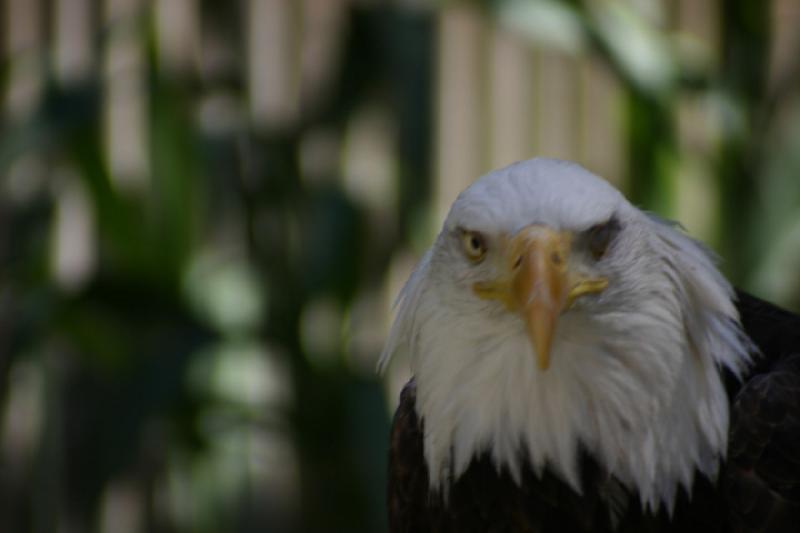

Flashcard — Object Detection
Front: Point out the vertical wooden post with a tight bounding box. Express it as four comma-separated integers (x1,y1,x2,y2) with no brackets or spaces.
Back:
53,0,94,84
155,0,200,75
104,0,149,191
435,5,485,228
579,58,623,188
247,0,297,129
676,0,719,243
4,0,43,119
535,50,577,162
488,29,533,169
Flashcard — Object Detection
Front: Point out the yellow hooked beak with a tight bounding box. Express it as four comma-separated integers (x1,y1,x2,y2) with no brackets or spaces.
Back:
472,225,608,371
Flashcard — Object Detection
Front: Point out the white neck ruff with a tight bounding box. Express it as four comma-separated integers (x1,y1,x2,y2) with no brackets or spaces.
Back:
380,218,752,512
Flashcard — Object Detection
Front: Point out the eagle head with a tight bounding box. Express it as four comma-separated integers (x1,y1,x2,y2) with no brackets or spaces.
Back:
379,158,752,511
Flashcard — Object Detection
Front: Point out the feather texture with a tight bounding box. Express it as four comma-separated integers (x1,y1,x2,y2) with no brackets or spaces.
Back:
380,158,754,512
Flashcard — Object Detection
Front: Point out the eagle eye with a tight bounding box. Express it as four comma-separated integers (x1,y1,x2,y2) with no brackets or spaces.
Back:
587,217,621,260
460,230,487,262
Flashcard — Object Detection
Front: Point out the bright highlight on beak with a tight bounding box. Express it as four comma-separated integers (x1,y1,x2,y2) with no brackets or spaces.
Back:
473,225,608,371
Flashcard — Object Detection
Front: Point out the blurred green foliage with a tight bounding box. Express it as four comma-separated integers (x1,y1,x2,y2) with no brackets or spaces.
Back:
1,1,799,533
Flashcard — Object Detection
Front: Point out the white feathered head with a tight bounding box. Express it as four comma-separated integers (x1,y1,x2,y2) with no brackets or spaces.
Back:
380,158,752,511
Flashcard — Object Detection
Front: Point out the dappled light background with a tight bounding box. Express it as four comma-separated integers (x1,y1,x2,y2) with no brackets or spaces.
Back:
2,0,800,532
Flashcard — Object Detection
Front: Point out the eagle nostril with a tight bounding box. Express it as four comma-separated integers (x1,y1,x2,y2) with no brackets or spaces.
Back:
513,256,523,270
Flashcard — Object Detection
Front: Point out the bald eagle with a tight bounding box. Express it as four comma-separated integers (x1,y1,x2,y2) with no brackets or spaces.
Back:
380,159,800,532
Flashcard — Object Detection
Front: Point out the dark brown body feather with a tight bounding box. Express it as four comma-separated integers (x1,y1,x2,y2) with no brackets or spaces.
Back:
387,291,800,532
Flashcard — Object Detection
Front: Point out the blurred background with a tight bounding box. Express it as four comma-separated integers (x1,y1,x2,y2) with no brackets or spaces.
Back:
2,0,800,531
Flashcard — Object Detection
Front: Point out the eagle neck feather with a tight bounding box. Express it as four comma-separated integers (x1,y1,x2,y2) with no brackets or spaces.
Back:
380,216,753,513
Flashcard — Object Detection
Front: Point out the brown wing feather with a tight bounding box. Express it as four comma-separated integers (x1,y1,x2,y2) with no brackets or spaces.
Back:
723,292,800,532
387,380,433,532
725,355,800,532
